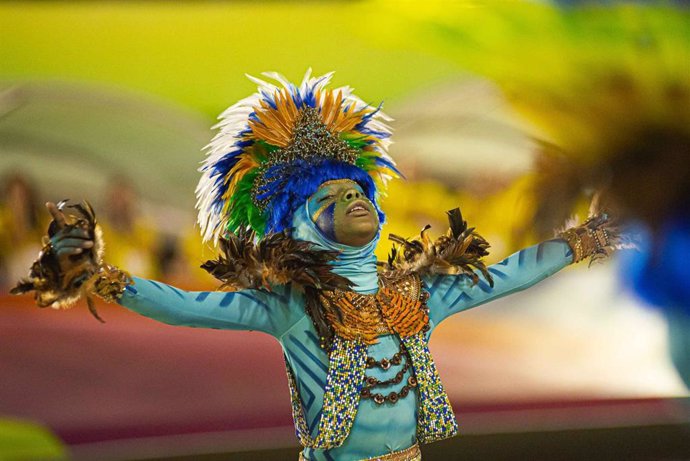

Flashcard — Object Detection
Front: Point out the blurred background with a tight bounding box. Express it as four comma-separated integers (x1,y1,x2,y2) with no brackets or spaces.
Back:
1,1,689,460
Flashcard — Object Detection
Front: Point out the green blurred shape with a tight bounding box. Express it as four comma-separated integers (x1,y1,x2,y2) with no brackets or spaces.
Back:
0,418,66,461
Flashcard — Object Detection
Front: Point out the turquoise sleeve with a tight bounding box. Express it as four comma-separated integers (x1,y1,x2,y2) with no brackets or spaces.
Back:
424,239,574,326
118,276,305,337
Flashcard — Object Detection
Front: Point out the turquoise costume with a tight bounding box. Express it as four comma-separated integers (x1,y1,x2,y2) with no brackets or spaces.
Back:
115,71,576,460
119,202,573,460
17,71,618,461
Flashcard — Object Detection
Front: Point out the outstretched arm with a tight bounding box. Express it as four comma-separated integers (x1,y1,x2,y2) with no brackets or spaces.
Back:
425,239,573,326
12,201,305,338
119,276,304,337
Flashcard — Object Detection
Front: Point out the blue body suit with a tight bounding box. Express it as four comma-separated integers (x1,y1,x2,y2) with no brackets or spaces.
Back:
119,237,573,460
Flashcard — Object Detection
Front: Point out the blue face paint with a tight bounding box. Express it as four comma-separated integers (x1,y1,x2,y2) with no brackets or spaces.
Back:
314,204,337,241
293,180,380,293
307,180,370,243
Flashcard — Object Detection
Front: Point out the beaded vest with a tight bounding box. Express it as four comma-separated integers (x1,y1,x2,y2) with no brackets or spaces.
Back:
284,273,458,450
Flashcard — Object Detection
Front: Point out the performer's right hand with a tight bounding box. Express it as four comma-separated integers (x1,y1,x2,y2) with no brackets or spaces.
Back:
46,201,94,268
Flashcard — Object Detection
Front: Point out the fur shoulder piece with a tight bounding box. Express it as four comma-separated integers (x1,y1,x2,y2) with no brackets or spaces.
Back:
201,228,353,291
383,208,494,287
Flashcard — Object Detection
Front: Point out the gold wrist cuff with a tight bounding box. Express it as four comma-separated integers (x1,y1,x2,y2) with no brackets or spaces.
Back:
559,214,616,264
90,264,132,303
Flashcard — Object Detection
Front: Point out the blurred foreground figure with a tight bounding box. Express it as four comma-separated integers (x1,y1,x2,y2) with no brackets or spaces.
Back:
99,175,194,284
0,172,43,292
385,1,690,388
13,72,622,460
99,176,157,279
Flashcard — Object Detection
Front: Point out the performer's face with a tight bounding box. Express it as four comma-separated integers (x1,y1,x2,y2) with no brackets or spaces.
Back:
308,180,379,246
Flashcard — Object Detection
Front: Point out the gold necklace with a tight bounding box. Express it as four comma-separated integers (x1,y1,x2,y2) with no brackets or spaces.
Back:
319,276,429,345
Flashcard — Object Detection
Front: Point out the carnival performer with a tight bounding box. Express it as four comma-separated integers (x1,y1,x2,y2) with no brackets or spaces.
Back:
13,71,622,461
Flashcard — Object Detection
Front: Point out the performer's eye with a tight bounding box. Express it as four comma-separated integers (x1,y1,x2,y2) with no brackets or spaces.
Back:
318,195,335,203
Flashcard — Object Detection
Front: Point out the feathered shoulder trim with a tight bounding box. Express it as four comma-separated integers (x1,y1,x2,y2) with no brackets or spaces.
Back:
202,208,493,292
200,227,353,291
382,208,494,287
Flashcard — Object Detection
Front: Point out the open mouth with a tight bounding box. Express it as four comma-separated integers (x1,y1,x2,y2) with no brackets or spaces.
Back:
346,200,371,217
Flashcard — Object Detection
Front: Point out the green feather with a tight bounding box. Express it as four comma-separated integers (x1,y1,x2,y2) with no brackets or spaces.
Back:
228,170,265,235
340,132,370,150
355,154,377,172
254,140,279,164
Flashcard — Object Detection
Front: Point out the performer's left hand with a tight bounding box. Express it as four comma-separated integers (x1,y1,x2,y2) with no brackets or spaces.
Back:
46,201,94,271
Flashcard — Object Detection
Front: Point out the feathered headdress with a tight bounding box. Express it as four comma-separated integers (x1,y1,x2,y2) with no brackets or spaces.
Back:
196,70,400,244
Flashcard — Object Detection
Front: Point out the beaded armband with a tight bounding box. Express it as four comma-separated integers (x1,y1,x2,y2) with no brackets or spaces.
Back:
558,212,623,265
89,264,132,303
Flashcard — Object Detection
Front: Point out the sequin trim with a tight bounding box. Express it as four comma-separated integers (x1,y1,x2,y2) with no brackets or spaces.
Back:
285,336,367,449
401,332,458,443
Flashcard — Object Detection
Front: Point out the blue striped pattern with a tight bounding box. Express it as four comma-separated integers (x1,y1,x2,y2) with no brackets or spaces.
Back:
426,274,446,299
424,240,574,325
194,292,210,302
536,242,546,262
118,277,305,336
449,291,473,306
518,248,527,266
285,328,329,436
440,276,464,302
488,267,508,280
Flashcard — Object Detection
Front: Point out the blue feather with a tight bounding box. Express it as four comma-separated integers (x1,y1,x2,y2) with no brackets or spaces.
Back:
303,88,317,108
374,156,404,178
291,84,304,108
359,126,391,139
209,151,243,186
234,139,254,149
260,90,277,109
356,103,384,127
259,159,385,233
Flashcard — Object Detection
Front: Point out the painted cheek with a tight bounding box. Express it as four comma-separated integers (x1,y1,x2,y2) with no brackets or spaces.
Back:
307,189,336,216
314,203,337,241
332,204,346,241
